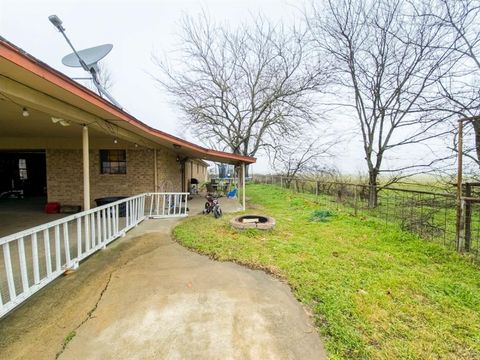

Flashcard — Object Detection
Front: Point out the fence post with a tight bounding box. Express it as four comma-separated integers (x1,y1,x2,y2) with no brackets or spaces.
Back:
455,119,464,252
354,185,358,216
457,199,466,252
465,183,472,251
316,181,319,196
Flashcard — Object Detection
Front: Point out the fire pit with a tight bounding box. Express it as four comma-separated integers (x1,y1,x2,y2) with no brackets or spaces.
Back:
230,215,276,230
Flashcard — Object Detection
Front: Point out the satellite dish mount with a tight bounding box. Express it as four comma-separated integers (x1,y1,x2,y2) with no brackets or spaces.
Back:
48,15,122,109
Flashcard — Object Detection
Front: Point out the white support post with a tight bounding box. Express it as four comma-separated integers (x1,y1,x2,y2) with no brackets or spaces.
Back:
154,149,158,192
242,162,246,211
82,125,90,211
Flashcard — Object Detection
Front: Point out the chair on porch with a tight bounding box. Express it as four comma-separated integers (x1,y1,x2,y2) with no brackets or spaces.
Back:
227,188,238,199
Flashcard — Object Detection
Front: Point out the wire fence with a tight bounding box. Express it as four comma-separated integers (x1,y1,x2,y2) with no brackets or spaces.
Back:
253,175,480,262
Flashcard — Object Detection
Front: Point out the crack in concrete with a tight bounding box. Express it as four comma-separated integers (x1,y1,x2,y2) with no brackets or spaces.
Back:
55,272,113,359
54,235,165,359
54,231,175,359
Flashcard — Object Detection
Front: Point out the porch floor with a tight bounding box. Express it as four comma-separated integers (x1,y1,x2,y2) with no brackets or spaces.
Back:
0,197,66,238
187,193,244,214
0,201,326,359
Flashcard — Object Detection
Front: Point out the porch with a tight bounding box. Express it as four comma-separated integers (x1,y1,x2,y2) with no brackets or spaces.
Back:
0,193,246,317
0,194,243,238
0,37,255,328
0,197,64,238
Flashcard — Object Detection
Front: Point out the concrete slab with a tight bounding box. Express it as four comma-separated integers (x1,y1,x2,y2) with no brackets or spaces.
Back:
187,193,243,214
0,217,326,360
0,197,67,237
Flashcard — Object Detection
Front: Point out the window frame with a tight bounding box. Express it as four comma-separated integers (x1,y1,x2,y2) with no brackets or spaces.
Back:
99,149,127,175
18,158,28,180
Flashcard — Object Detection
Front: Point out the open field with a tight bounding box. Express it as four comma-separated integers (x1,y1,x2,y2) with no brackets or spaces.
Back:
174,184,480,359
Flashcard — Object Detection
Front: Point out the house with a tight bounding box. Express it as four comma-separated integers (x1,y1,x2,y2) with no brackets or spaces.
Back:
0,37,256,319
0,37,255,215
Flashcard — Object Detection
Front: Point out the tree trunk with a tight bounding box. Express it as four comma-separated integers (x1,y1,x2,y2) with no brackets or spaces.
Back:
472,119,480,169
368,169,378,208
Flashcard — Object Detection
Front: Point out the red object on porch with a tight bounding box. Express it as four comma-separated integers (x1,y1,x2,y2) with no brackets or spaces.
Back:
44,202,60,214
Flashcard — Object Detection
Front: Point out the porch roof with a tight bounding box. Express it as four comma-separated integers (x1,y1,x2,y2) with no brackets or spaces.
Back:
0,37,255,166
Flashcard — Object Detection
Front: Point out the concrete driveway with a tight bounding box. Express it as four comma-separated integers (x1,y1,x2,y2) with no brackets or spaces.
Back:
0,217,326,360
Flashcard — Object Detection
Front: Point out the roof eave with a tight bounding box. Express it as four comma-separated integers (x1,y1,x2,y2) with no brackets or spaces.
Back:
0,38,256,165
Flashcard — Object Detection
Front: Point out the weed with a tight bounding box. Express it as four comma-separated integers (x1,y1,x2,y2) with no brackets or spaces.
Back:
310,209,335,222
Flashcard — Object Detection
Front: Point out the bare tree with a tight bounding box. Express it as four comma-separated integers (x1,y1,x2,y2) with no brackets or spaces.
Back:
81,62,114,94
307,0,455,207
94,62,114,91
152,13,328,159
428,0,480,171
270,135,334,187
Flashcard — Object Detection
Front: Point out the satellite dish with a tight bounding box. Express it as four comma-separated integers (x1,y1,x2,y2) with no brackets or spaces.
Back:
62,44,113,69
48,14,122,109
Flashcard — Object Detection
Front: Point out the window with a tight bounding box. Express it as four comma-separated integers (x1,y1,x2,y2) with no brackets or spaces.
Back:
100,150,126,174
19,159,28,180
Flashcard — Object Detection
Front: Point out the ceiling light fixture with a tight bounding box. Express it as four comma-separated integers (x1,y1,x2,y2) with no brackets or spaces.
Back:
114,138,118,144
51,117,70,126
22,108,30,117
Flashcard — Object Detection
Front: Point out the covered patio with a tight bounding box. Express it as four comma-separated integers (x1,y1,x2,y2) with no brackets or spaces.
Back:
0,36,254,211
0,38,255,318
0,194,242,238
0,197,65,238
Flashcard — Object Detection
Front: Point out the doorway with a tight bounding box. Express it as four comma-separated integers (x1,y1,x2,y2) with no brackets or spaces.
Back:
0,151,46,198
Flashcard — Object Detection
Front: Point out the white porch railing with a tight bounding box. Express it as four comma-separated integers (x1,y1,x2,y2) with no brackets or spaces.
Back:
0,192,188,318
147,192,189,218
148,193,189,219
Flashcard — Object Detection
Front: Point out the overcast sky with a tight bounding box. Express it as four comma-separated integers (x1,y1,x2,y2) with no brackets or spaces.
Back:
1,0,451,175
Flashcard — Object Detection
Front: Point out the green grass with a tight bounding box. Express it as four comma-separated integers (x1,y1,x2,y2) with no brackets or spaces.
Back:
174,184,480,359
281,178,468,254
55,330,76,359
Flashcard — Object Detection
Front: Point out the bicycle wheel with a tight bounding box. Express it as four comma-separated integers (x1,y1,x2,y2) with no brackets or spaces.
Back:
213,207,223,218
204,202,211,214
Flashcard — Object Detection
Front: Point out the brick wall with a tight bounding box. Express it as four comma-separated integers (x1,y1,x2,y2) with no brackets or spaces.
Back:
46,149,83,205
155,147,183,192
46,147,181,208
185,159,209,186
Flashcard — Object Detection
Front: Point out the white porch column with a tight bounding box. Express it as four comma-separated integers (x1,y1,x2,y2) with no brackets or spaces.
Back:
154,149,158,192
82,125,90,210
242,162,246,211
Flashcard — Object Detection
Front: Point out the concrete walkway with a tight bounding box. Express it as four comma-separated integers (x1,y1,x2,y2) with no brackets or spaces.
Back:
0,217,326,359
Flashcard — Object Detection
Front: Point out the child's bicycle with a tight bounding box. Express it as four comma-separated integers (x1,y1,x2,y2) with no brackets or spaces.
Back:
203,194,223,218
